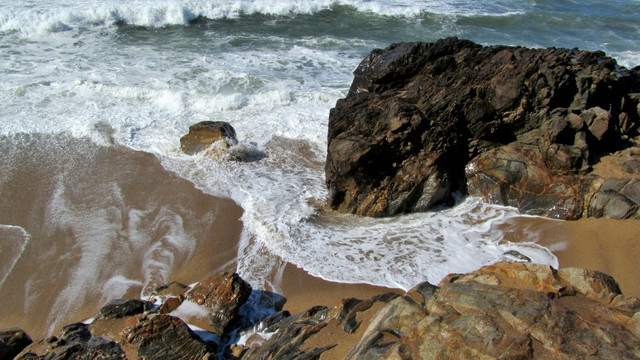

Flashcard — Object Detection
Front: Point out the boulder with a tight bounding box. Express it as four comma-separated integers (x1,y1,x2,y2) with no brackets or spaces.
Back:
326,38,640,219
344,262,640,359
180,121,238,155
183,272,252,334
121,314,215,360
0,328,32,360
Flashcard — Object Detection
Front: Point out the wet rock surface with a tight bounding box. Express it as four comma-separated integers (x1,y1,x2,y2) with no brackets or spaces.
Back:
183,272,252,335
14,272,252,360
180,121,238,155
326,37,640,219
98,299,151,320
16,323,126,360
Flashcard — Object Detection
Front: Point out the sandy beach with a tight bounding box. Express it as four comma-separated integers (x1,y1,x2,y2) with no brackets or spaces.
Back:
1,135,638,343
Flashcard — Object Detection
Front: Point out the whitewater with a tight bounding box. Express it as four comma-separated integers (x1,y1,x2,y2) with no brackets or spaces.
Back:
1,0,639,335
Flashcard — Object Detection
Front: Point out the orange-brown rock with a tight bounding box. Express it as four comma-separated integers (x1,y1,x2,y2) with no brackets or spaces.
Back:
245,262,640,359
180,121,238,155
158,297,184,314
346,262,640,359
183,272,252,334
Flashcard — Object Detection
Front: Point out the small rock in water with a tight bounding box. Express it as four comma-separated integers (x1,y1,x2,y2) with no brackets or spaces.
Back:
180,121,238,155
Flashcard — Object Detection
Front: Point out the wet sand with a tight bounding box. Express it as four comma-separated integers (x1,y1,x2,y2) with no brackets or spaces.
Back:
278,263,403,314
0,134,244,339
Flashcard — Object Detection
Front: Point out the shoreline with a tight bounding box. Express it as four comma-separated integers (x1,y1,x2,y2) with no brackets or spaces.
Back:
278,215,640,312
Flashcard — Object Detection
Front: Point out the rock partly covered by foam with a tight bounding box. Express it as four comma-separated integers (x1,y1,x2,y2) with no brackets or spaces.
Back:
326,37,640,219
183,272,252,335
241,262,640,359
180,121,238,155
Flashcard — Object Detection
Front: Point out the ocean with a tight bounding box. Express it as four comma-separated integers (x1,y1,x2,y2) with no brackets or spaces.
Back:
1,0,639,337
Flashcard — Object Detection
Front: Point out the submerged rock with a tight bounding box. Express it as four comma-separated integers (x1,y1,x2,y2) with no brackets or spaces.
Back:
326,38,640,219
180,121,238,155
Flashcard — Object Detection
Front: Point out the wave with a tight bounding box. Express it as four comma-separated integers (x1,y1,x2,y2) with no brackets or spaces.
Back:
0,0,526,36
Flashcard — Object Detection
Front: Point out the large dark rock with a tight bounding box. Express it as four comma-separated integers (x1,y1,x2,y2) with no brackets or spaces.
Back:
0,327,32,359
326,38,640,219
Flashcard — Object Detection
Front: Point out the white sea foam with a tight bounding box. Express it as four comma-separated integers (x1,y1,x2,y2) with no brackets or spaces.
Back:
0,0,529,36
0,225,30,290
170,300,211,320
102,276,145,303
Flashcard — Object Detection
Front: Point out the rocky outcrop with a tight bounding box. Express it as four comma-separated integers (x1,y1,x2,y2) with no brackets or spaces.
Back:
241,262,640,359
326,38,640,219
10,266,640,359
0,328,32,359
180,121,238,154
347,263,640,359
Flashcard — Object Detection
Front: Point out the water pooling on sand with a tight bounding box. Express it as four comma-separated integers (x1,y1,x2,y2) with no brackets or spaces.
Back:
1,0,639,336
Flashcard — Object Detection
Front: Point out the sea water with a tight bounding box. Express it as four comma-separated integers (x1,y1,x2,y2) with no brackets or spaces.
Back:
1,0,639,336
